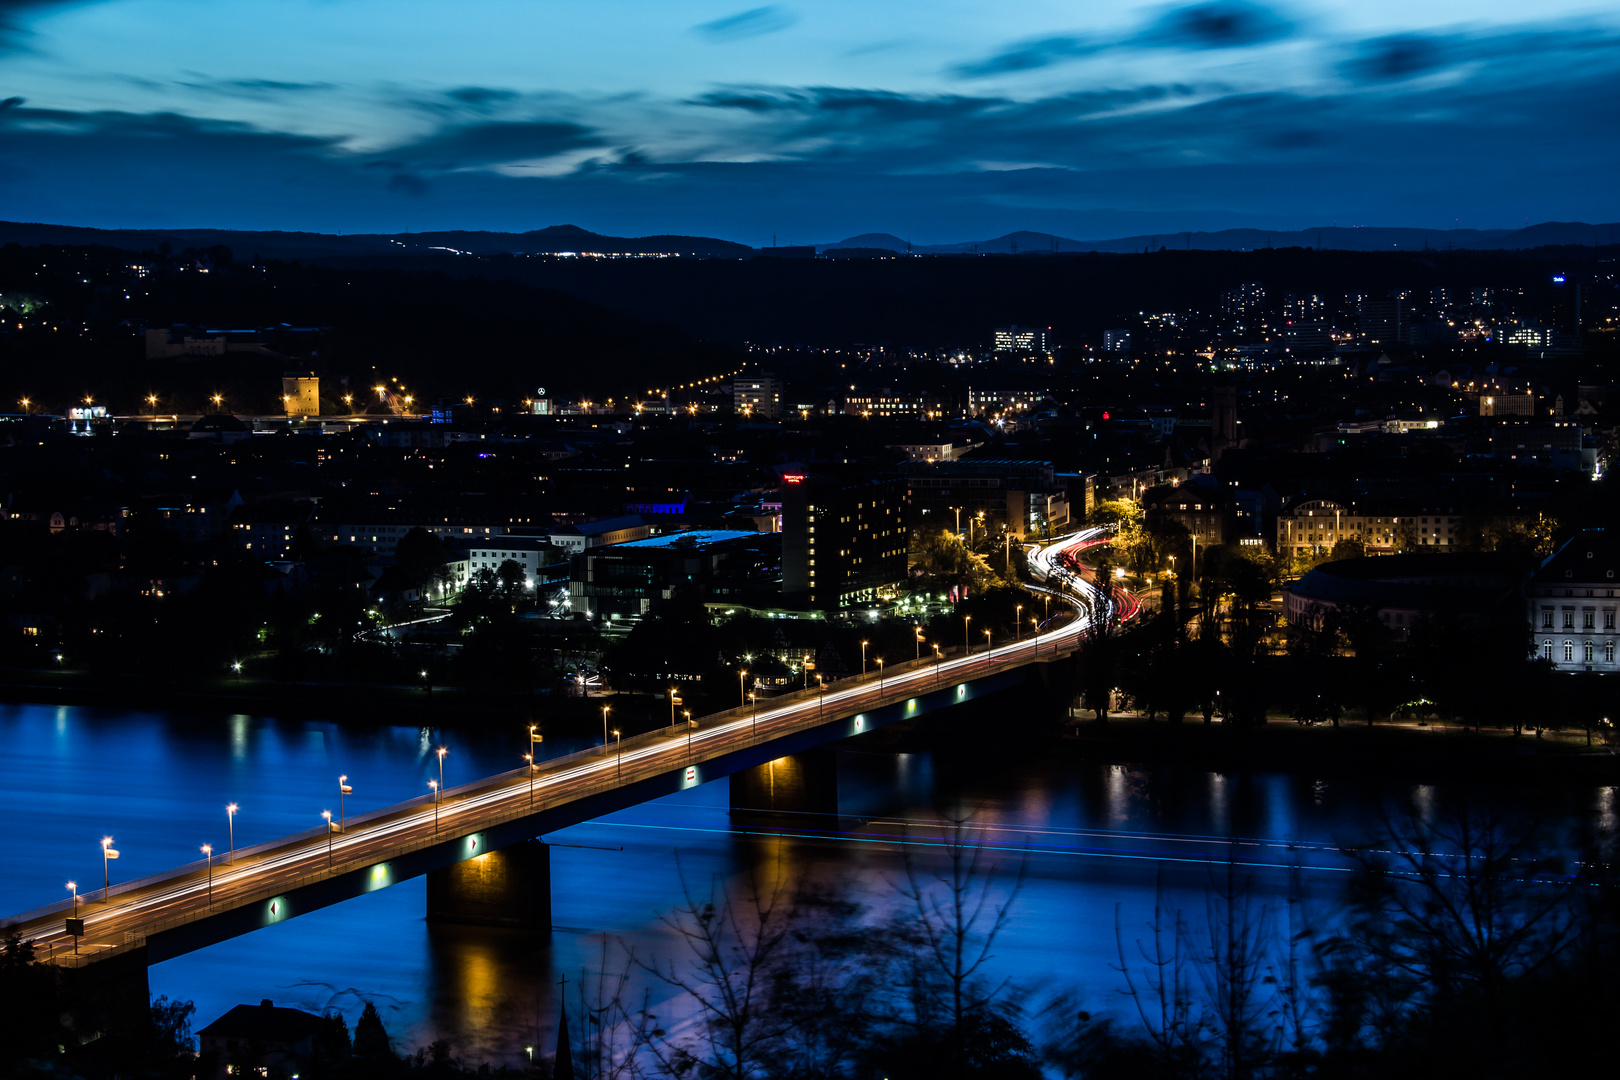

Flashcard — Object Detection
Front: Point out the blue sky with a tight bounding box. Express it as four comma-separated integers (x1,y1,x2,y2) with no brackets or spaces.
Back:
1,1,1617,242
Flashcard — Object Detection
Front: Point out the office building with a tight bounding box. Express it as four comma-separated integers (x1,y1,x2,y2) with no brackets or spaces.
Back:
1103,329,1132,352
992,326,1050,353
782,473,908,610
733,374,781,419
1358,297,1406,345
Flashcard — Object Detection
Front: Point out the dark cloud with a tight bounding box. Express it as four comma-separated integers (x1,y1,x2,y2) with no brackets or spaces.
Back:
0,0,88,51
1342,35,1449,83
0,95,23,109
176,76,335,96
387,120,601,169
952,36,1094,78
693,6,797,43
1138,2,1294,49
447,87,519,107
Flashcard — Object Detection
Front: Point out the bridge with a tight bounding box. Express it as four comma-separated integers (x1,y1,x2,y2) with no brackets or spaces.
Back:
2,529,1128,994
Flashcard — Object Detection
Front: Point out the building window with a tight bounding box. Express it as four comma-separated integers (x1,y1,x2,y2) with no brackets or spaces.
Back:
1542,640,1553,660
1584,641,1595,663
1584,610,1596,629
1607,610,1616,630
1564,641,1574,662
1564,610,1575,629
1608,642,1616,664
1542,609,1554,628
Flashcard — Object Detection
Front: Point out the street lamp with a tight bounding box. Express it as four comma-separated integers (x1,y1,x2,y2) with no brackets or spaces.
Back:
963,614,972,656
861,640,869,677
338,775,352,830
66,882,78,953
322,811,334,867
738,669,748,707
984,629,992,662
100,837,119,901
613,729,623,781
429,780,439,833
817,674,826,718
201,845,213,903
933,644,944,686
1016,605,1023,642
227,803,238,862
436,747,447,797
750,691,758,738
684,709,693,761
915,626,924,660
876,657,885,692
601,705,611,752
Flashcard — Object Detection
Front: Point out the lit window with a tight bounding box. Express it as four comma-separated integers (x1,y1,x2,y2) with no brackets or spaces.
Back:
1564,641,1575,662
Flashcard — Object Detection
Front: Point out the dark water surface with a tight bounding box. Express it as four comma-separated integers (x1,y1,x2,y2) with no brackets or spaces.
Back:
3,702,1612,1067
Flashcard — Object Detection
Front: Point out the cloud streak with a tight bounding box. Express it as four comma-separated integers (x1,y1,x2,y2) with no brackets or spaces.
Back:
693,5,796,43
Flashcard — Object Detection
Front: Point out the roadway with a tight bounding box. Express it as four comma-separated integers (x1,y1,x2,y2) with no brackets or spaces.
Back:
7,528,1135,966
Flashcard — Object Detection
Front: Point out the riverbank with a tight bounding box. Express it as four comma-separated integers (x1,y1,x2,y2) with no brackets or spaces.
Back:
1055,711,1620,781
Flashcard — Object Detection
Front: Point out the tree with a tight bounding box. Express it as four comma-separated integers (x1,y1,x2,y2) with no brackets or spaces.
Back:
354,999,393,1059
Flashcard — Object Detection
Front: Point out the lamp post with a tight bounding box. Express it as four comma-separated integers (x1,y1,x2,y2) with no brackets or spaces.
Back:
984,629,992,663
201,845,213,903
338,775,352,831
66,882,78,953
601,705,611,753
436,747,447,798
876,658,884,693
963,615,972,656
749,692,758,738
1016,605,1023,642
612,729,622,781
321,811,334,867
861,640,869,678
668,687,678,727
952,506,962,536
226,803,237,863
684,709,693,762
100,837,118,901
817,674,826,718
429,780,439,834
738,669,748,707
934,644,943,686
915,626,924,660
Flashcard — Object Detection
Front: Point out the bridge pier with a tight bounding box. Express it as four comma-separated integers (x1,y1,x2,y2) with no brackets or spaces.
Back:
425,839,551,929
729,748,839,829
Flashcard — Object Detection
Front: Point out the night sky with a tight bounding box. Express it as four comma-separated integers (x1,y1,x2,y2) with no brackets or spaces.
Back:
1,1,1617,243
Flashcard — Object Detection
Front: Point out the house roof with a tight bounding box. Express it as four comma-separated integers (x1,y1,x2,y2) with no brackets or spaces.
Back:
1530,529,1620,586
197,1000,326,1044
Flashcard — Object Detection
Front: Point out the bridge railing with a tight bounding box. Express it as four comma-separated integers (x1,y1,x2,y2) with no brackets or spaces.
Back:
10,603,1086,937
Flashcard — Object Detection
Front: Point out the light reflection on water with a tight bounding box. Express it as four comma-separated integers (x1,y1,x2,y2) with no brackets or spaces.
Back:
0,702,1605,1068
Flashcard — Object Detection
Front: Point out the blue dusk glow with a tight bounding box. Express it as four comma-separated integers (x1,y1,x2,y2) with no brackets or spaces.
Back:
0,1,1616,240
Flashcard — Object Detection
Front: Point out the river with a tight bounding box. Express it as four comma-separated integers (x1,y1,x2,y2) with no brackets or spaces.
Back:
2,701,1611,1068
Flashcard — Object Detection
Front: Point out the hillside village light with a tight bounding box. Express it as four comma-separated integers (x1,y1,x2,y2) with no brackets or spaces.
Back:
100,837,119,900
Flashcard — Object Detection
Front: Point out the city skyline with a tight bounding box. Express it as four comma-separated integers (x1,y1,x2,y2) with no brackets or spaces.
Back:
1,1,1618,241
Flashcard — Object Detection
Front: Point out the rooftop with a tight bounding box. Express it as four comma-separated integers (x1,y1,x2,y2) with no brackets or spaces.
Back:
613,529,760,550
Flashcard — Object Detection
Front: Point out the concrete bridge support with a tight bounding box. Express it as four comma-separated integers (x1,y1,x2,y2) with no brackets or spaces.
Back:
729,748,839,829
426,839,551,929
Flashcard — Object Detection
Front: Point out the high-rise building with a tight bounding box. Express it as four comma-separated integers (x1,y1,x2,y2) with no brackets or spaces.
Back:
992,326,1050,353
1210,386,1238,462
1220,282,1265,317
1358,297,1406,345
733,374,781,418
281,372,319,417
781,473,908,610
1103,329,1132,352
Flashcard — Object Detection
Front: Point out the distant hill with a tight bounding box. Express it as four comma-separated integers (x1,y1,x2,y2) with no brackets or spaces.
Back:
826,222,1620,255
4,218,1618,261
0,221,755,259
